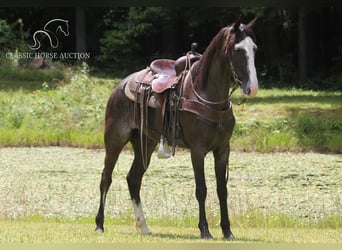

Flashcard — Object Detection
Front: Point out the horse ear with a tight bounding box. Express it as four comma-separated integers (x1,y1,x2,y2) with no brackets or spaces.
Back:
233,16,241,32
246,17,257,30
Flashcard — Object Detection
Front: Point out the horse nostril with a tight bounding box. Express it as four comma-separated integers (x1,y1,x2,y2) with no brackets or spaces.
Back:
244,87,251,95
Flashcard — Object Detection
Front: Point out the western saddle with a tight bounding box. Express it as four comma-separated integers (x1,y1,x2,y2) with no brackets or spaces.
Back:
124,43,201,160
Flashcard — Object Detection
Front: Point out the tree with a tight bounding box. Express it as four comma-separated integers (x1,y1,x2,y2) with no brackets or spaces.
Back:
98,7,169,73
75,6,87,54
298,7,308,81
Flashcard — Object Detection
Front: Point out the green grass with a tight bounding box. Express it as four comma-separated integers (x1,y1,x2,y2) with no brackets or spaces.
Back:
0,147,341,243
0,64,341,152
0,63,117,148
0,65,340,243
1,215,341,243
0,63,65,90
231,88,342,152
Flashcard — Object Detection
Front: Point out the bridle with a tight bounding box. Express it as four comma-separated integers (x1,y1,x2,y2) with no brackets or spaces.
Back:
224,27,248,104
183,26,247,108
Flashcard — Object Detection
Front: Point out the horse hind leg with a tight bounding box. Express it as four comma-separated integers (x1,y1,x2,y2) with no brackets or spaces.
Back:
127,131,157,234
95,116,131,233
95,151,119,233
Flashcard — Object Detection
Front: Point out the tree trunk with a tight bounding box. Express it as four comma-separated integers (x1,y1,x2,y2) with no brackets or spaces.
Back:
75,6,87,54
298,7,308,81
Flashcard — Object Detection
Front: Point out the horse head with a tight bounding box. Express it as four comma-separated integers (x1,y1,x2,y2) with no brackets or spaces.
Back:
224,17,259,98
44,19,70,37
55,20,69,37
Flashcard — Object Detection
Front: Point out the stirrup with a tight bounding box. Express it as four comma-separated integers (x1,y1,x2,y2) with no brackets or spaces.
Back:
157,136,171,159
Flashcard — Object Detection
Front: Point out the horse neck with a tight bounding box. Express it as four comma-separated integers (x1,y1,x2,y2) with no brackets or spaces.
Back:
194,35,231,103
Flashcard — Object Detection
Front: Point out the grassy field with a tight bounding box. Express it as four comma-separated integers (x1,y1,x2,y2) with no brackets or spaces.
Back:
0,63,341,152
0,65,341,243
0,147,341,243
1,219,341,243
231,89,342,152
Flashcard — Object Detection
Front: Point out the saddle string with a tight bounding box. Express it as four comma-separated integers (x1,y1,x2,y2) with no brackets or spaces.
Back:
139,84,152,169
140,86,146,169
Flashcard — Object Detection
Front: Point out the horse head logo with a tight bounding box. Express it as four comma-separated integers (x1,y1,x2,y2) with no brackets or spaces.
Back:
28,19,69,50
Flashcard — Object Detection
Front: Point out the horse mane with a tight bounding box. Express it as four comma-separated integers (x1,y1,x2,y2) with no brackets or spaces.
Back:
193,25,233,84
200,26,229,67
192,22,256,86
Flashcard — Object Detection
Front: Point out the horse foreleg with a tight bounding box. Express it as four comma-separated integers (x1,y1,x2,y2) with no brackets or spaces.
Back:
213,147,234,240
127,132,156,234
191,150,213,239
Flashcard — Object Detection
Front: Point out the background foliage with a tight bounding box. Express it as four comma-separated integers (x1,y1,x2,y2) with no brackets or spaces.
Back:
0,6,342,89
0,6,341,151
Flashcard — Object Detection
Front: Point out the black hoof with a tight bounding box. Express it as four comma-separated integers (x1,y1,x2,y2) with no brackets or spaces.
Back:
200,232,213,239
223,231,235,240
95,226,104,233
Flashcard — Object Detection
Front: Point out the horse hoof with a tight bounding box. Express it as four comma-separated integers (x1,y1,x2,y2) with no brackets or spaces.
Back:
224,232,235,240
200,232,213,239
140,227,151,235
95,226,104,233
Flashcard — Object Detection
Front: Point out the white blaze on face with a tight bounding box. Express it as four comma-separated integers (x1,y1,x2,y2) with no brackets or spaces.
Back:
234,36,259,98
132,199,151,234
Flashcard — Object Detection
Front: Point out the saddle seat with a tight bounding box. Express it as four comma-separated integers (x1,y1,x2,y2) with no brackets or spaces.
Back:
150,59,176,76
149,59,178,93
129,59,178,94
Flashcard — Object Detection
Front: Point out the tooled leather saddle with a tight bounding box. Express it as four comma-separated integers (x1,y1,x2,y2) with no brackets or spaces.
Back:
124,53,201,109
123,46,201,159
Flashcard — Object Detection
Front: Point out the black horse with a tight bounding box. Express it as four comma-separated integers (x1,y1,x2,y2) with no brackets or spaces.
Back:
95,18,258,239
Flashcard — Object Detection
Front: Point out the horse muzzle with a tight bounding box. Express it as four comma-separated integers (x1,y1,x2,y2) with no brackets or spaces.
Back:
241,79,258,98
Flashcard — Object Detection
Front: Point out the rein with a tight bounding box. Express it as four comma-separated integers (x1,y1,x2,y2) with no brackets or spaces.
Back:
223,27,247,105
228,61,247,105
178,52,234,124
185,52,230,109
183,40,246,111
225,36,247,105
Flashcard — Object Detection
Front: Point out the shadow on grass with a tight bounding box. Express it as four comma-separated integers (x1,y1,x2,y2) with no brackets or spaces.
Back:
147,232,266,243
247,93,342,106
149,232,200,241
